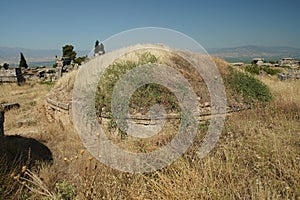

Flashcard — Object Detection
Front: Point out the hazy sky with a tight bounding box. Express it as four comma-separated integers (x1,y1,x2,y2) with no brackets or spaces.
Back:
1,0,300,51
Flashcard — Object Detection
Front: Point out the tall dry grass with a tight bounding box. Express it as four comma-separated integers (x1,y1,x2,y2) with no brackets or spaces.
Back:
0,76,299,199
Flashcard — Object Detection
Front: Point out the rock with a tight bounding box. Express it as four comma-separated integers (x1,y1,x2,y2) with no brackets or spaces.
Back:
16,119,37,127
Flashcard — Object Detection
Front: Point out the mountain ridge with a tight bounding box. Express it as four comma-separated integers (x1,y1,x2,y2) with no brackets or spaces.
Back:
1,45,300,64
0,47,89,64
208,45,300,63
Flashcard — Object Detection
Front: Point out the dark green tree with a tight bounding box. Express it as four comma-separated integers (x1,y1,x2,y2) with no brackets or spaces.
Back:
3,63,9,70
62,45,77,61
19,52,28,69
95,40,99,48
74,55,87,65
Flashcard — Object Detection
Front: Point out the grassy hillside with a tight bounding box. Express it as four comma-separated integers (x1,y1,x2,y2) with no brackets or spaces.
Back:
0,57,299,199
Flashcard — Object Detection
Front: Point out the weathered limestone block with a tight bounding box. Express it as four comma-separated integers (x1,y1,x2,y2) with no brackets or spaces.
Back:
0,103,20,136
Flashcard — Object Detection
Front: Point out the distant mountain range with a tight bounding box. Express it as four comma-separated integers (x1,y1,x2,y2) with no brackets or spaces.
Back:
208,45,300,63
1,45,300,66
0,47,89,66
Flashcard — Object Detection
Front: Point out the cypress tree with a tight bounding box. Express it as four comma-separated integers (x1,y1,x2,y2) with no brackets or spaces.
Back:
19,52,28,69
95,40,99,48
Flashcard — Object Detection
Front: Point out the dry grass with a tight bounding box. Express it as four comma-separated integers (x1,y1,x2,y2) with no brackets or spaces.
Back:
0,82,52,136
0,73,300,199
46,70,77,104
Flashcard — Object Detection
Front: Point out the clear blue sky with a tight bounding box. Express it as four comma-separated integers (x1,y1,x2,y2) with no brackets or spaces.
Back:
1,0,300,51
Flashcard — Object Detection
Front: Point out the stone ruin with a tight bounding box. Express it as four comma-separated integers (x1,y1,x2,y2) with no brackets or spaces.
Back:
0,67,57,84
0,68,25,84
0,103,20,137
0,56,80,84
45,44,247,128
45,70,77,125
278,69,300,81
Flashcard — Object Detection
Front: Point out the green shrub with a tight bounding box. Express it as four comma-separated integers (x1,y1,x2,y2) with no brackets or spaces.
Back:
262,67,281,75
244,65,260,75
226,67,273,104
95,52,181,136
55,180,76,200
95,52,179,116
280,65,291,69
74,56,87,65
244,65,282,75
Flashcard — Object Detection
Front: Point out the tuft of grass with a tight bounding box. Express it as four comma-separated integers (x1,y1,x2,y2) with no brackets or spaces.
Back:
0,158,23,199
39,81,55,86
55,180,76,200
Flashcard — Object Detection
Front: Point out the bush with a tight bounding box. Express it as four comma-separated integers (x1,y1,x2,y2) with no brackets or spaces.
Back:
95,52,180,136
226,67,273,104
262,67,281,75
280,65,291,69
95,52,179,116
74,56,87,65
244,65,260,75
244,65,282,76
55,180,76,200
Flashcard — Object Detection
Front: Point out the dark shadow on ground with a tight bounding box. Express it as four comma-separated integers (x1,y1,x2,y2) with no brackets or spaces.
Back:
0,135,53,170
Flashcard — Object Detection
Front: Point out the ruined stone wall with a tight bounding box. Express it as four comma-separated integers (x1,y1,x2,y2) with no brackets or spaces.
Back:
0,67,58,83
45,97,72,126
0,68,18,83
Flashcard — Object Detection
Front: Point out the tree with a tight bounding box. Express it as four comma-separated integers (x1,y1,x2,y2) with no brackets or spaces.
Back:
74,55,87,65
3,63,9,70
62,45,77,61
19,52,28,69
95,40,99,48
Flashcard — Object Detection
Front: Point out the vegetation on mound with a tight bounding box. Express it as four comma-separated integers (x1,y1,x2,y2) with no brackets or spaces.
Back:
95,52,180,117
244,65,282,75
95,52,275,137
96,53,274,115
226,66,273,104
